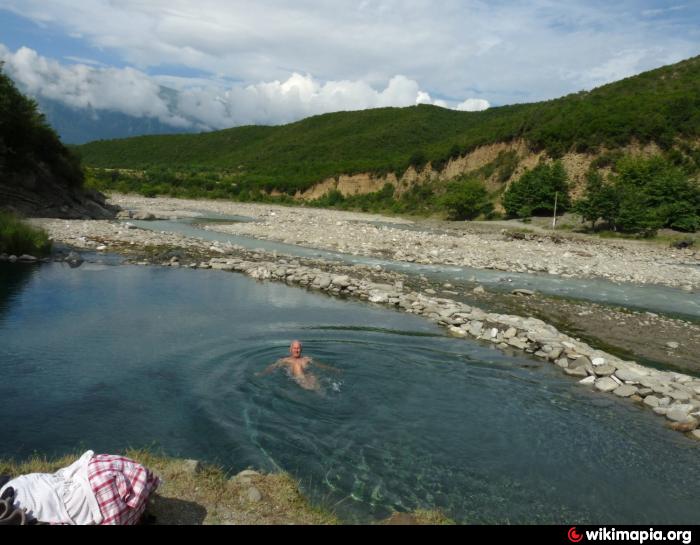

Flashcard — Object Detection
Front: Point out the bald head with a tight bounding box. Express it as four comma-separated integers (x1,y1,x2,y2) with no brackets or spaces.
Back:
289,340,303,357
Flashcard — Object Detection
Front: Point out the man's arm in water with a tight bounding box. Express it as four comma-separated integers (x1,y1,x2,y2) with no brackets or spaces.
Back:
256,359,285,377
310,359,342,373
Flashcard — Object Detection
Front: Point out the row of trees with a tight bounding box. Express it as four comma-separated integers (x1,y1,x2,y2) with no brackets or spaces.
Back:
575,156,700,234
501,156,700,234
89,154,700,236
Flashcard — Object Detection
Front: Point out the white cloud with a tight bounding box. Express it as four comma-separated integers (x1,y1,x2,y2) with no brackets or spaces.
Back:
456,98,490,112
1,44,470,130
1,1,696,118
0,45,191,127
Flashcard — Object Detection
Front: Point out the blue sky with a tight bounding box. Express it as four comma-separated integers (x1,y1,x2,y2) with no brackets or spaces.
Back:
1,1,698,130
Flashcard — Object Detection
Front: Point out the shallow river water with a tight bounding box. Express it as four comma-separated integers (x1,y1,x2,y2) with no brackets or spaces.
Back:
133,218,700,320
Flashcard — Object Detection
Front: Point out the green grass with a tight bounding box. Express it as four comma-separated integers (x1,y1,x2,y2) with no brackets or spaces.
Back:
76,55,700,195
0,211,52,256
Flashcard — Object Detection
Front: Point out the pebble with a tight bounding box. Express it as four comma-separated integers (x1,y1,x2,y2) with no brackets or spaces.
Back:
247,486,263,502
667,405,695,423
512,289,535,296
594,377,619,392
593,364,616,377
613,385,638,398
178,459,203,475
643,396,660,408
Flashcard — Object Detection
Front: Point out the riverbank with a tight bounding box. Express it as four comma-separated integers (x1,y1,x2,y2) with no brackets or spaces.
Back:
0,450,451,524
21,195,700,442
109,194,700,290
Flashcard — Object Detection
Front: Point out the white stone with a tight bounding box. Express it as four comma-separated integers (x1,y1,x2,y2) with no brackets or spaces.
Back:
643,396,660,408
468,321,484,337
613,385,638,398
667,405,695,423
669,390,692,402
448,326,467,337
615,368,643,383
591,357,606,366
594,377,619,392
579,376,596,386
368,291,389,303
247,486,263,502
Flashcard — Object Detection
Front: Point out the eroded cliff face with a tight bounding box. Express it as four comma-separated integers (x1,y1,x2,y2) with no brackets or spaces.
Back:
291,139,665,202
0,167,118,219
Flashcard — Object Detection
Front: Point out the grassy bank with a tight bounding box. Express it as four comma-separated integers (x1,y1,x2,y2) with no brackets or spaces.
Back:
0,450,453,525
0,211,52,256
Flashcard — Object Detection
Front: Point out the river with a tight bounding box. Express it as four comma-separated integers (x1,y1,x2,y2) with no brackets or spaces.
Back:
1,260,699,523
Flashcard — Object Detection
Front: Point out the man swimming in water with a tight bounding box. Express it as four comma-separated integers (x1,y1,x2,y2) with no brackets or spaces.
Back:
257,340,339,391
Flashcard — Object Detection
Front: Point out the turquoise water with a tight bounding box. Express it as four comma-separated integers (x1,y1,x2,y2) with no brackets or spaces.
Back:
1,261,699,524
132,218,700,319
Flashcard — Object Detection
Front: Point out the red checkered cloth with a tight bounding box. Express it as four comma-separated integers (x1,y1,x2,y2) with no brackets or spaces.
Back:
87,454,161,525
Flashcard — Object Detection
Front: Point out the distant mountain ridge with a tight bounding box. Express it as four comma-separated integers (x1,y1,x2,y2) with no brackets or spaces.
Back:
34,95,199,145
75,55,700,198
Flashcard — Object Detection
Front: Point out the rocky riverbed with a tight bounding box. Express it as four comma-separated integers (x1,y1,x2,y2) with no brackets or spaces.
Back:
17,194,700,441
106,194,700,290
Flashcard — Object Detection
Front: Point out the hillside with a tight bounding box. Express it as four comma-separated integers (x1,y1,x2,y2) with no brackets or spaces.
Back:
0,66,115,219
77,55,700,198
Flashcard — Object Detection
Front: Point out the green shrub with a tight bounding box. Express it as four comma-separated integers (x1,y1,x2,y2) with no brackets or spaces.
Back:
613,155,700,233
0,211,52,256
440,178,493,220
574,170,619,230
503,161,571,218
575,155,700,234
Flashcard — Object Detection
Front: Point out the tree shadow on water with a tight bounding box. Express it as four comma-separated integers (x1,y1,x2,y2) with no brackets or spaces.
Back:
0,263,37,326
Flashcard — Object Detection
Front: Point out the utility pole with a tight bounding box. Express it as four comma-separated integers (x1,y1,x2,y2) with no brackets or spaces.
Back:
552,191,558,229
